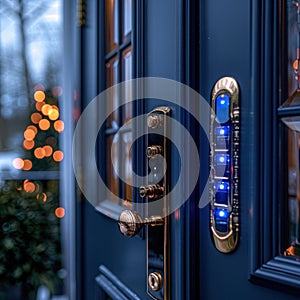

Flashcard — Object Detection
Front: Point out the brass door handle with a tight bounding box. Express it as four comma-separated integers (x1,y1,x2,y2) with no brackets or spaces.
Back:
118,210,164,238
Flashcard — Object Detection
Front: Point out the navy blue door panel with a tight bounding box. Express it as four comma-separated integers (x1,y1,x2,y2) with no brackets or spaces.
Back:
199,0,300,299
78,0,300,299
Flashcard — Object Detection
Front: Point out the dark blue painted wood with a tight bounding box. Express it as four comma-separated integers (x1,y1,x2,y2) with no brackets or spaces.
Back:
199,0,300,299
95,274,130,300
78,0,300,299
96,265,141,300
277,106,300,116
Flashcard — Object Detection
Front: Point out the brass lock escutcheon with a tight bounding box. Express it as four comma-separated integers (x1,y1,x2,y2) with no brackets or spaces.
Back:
118,107,171,300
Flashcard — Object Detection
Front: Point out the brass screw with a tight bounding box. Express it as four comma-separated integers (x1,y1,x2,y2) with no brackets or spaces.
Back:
146,145,163,158
148,272,162,291
147,114,162,128
139,184,164,199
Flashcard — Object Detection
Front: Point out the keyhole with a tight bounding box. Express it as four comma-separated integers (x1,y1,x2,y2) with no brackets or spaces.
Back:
150,276,156,288
148,272,162,291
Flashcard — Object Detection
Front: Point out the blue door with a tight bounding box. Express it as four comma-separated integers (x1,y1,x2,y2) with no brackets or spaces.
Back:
74,0,300,299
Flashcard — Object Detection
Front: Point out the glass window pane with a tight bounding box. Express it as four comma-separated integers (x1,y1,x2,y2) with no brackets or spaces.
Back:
106,135,119,203
123,0,132,40
0,1,65,297
0,3,63,172
106,56,119,127
283,1,300,106
122,47,132,122
121,128,132,202
105,0,119,53
282,117,300,256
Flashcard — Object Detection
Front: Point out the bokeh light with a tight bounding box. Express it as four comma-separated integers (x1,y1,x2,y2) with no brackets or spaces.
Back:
23,180,35,193
23,140,35,150
55,207,65,218
43,145,53,157
294,59,298,71
34,84,45,92
39,119,50,130
34,147,46,159
31,112,42,124
54,120,64,133
24,129,36,141
27,125,38,135
41,104,52,116
37,193,47,202
13,158,24,170
36,101,45,112
23,160,32,171
53,150,64,162
34,90,46,102
52,86,63,97
48,108,59,121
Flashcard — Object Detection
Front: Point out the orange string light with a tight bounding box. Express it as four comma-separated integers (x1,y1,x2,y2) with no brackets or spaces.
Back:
39,119,50,130
53,150,64,162
34,91,45,102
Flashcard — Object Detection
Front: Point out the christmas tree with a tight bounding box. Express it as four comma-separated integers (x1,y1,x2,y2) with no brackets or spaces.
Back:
13,84,64,172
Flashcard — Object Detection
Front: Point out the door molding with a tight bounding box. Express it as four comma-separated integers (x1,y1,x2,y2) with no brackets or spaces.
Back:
249,0,300,294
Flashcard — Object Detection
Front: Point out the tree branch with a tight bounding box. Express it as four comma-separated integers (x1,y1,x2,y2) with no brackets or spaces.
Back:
0,0,20,17
23,0,51,25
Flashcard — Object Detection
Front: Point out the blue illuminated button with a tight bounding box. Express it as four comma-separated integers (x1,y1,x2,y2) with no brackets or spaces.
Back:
214,208,230,233
215,209,229,218
215,126,229,137
216,182,229,191
215,154,230,165
214,154,230,177
216,93,230,123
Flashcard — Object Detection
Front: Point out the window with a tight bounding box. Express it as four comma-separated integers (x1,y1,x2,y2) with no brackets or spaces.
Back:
251,0,300,291
281,0,300,257
0,1,65,298
103,0,133,207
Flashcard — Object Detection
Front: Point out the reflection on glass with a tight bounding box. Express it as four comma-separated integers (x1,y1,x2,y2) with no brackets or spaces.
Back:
104,0,133,209
0,0,65,297
123,0,132,40
122,126,132,202
122,47,132,122
283,1,300,106
106,56,119,127
105,0,119,53
282,117,300,256
107,135,119,203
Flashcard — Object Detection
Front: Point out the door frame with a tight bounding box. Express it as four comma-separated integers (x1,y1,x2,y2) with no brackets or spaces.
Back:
65,0,300,299
249,0,300,294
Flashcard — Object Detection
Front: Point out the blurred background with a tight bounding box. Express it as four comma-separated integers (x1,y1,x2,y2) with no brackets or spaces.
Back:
0,0,66,299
